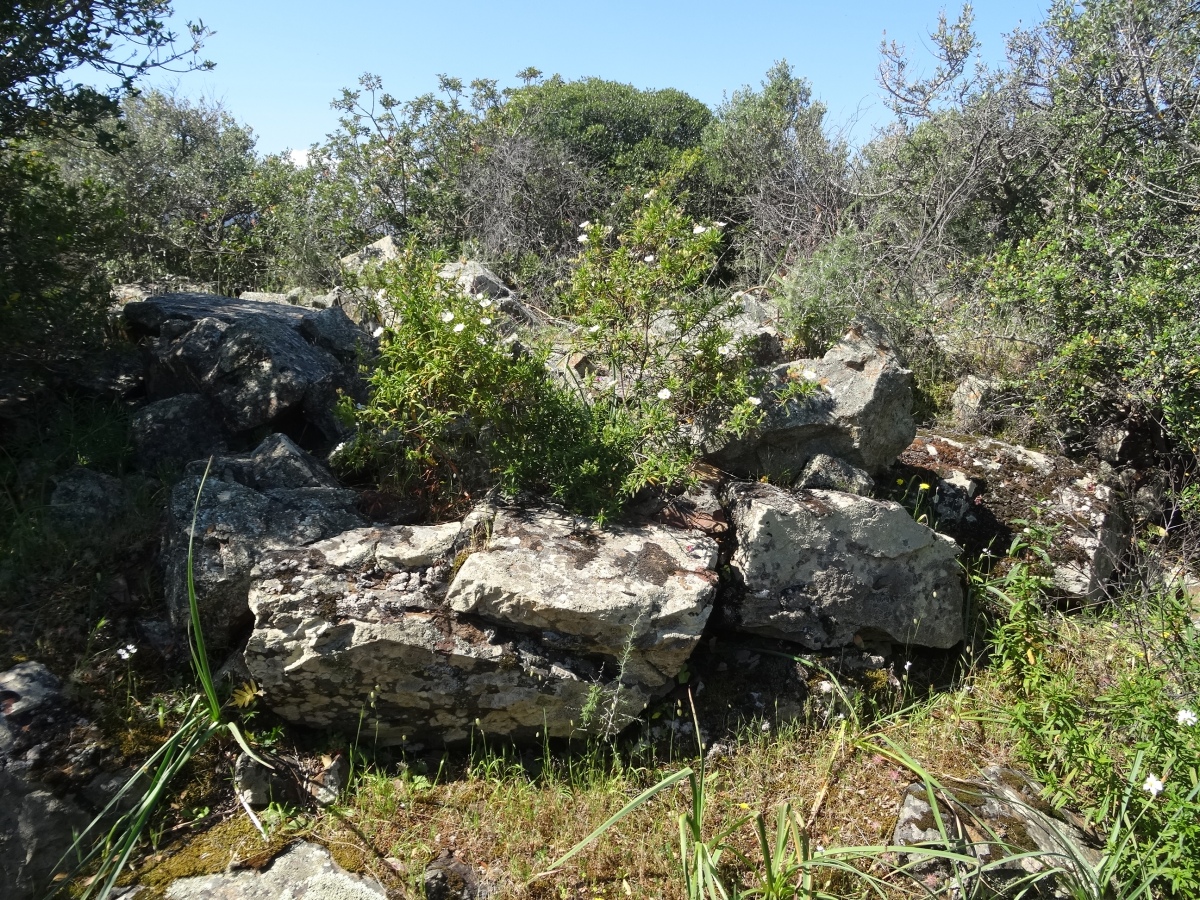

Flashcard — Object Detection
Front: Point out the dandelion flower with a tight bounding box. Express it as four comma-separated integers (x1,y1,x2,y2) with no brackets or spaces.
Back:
577,234,588,243
439,310,454,323
1144,774,1165,797
919,483,931,491
693,224,706,235
747,396,761,406
479,297,493,308
1178,709,1198,727
453,323,465,333
644,254,655,263
480,317,492,326
657,388,672,401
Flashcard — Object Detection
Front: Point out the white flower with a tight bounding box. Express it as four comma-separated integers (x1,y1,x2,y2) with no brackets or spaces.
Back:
657,388,672,401
453,322,465,333
1143,774,1165,797
1178,709,1198,727
643,254,655,263
577,234,588,243
643,190,656,199
714,221,727,228
904,661,912,673
693,224,706,235
475,335,486,345
747,396,761,406
801,368,818,381
478,298,493,308
439,310,454,323
588,324,600,333
580,220,591,229
480,317,492,326
116,644,136,660
372,326,384,338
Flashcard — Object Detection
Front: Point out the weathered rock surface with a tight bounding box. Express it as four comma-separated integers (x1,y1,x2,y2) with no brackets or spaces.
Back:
244,507,717,744
47,467,131,532
131,393,230,471
164,434,364,646
0,663,92,900
165,841,386,900
439,260,512,299
725,482,964,649
706,319,916,479
339,234,401,274
722,292,784,366
124,292,370,447
893,766,1100,893
898,431,1132,602
795,453,874,496
448,507,718,687
949,375,1001,430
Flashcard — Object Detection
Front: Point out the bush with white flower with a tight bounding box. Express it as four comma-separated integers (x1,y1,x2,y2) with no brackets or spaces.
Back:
559,157,758,494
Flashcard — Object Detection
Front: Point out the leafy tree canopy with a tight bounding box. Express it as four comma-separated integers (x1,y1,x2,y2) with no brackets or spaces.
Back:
0,1,210,140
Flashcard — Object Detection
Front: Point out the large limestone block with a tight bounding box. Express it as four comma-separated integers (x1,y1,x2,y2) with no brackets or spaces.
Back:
725,483,964,649
705,318,915,479
166,841,386,900
446,507,719,687
245,508,717,745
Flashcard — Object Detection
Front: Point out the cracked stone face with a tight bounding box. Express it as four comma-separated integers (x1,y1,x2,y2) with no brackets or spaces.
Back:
725,482,964,650
244,508,717,745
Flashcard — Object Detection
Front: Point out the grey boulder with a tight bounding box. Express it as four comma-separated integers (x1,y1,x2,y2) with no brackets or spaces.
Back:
439,260,512,299
131,394,229,471
725,482,964,649
164,434,363,647
125,292,369,445
705,318,915,479
47,467,131,533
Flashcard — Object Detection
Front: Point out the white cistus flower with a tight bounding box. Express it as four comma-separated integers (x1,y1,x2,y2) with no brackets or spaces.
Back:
1177,708,1198,727
453,322,465,333
577,234,589,243
693,224,706,234
580,220,590,229
644,254,655,263
480,317,492,326
479,297,493,308
747,396,761,406
439,310,454,323
1143,774,1165,797
657,388,672,401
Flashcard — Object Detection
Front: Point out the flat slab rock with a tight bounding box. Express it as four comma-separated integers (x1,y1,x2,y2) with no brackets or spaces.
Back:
245,507,717,745
165,841,385,900
725,482,964,649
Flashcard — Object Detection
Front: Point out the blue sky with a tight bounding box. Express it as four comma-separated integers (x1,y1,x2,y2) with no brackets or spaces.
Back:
149,0,1050,157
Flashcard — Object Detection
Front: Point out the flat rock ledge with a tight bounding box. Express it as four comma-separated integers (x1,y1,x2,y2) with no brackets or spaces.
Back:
725,482,965,649
245,507,717,746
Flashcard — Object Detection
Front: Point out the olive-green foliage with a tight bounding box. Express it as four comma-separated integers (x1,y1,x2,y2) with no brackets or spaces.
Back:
500,76,713,194
0,145,117,360
57,91,262,292
560,163,760,492
0,1,210,141
341,241,636,519
701,61,848,282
